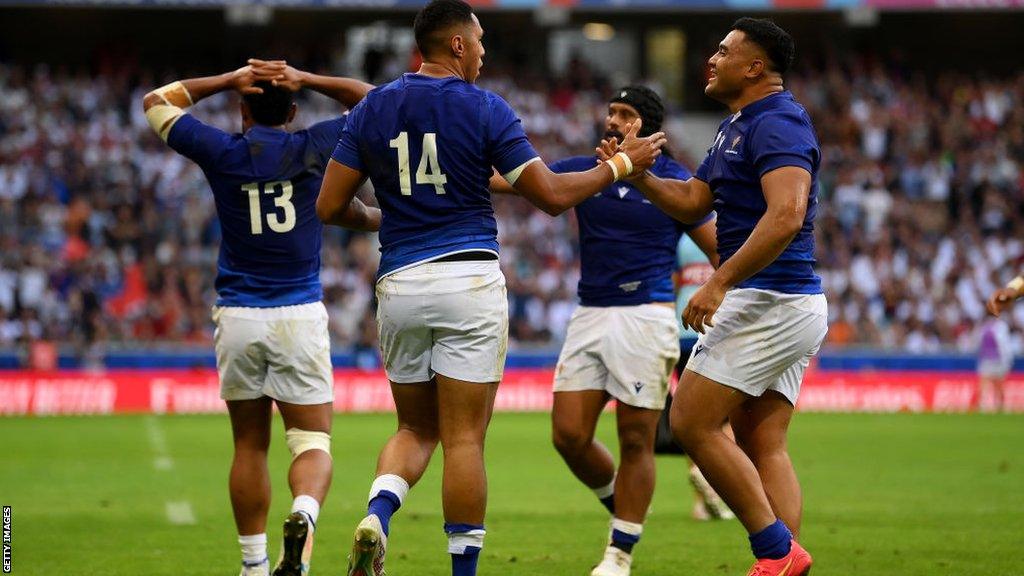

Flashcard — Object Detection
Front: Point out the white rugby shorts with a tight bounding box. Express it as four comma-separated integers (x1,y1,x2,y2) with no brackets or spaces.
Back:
376,260,508,384
684,288,828,406
213,301,334,404
978,358,1012,379
554,303,680,410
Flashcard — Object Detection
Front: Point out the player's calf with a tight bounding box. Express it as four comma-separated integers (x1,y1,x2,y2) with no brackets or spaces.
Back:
273,429,330,575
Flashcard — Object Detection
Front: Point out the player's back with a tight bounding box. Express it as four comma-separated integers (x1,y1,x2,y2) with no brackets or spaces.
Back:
333,73,538,279
167,115,345,307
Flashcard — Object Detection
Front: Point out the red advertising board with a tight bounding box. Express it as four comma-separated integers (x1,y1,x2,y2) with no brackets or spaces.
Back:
0,369,1021,415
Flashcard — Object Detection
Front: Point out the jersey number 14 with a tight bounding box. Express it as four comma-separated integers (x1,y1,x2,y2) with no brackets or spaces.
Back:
243,180,295,235
389,132,448,195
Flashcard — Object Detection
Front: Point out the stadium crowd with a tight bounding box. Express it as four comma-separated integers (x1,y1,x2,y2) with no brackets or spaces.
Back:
0,57,1022,359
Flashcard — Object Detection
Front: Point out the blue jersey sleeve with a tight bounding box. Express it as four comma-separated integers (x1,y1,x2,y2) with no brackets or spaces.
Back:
330,101,366,171
486,93,539,175
306,115,348,166
748,114,818,177
166,114,232,168
694,151,713,183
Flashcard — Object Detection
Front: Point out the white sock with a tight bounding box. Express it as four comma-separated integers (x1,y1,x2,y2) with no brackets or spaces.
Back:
238,533,267,565
592,476,616,499
291,494,321,532
368,473,410,505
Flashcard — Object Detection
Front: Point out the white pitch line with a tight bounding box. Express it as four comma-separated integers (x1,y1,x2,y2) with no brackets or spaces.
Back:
165,500,197,525
145,415,174,471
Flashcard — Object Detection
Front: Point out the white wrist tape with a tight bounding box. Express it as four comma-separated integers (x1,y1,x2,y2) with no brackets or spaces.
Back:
604,152,634,182
1008,276,1024,293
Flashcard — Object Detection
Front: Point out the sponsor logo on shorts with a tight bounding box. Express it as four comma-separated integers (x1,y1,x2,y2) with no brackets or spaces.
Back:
619,281,642,293
633,382,644,393
694,344,706,356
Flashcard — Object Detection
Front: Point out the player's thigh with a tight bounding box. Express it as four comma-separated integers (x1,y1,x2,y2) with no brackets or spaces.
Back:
603,304,680,410
552,389,610,445
615,401,662,450
435,373,499,444
214,308,270,401
227,397,274,450
553,307,610,394
672,368,750,437
391,380,440,440
277,401,333,434
376,277,434,384
264,302,334,405
729,391,794,457
429,264,509,384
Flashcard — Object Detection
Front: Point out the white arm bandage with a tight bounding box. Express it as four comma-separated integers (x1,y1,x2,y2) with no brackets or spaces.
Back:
144,81,194,142
502,157,541,186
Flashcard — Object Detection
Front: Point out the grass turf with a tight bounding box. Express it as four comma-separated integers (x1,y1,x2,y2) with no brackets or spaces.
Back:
1,412,1022,575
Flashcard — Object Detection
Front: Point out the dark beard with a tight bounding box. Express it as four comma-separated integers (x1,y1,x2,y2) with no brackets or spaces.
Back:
603,129,624,143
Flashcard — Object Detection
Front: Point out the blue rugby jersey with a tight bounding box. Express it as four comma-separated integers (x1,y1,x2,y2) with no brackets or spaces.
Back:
549,155,711,307
166,113,345,307
695,91,822,294
331,74,539,279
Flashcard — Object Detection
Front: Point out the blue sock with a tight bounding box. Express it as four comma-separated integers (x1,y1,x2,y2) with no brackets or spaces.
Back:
368,490,401,536
450,547,481,576
611,529,640,554
749,519,793,560
445,522,485,576
599,495,616,515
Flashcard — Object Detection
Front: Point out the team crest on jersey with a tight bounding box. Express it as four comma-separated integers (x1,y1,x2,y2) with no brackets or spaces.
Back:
725,134,742,155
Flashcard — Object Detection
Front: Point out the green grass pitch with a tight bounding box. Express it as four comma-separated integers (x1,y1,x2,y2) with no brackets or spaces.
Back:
1,412,1022,575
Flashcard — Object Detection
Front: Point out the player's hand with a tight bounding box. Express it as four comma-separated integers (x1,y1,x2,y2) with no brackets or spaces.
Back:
228,61,287,95
986,287,1020,317
595,137,618,162
248,59,305,92
618,119,667,175
682,278,726,334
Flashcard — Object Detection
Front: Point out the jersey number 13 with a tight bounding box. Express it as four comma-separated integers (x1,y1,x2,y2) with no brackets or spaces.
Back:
243,180,295,235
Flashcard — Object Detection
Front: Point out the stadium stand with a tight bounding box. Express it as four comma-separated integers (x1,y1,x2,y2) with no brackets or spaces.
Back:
0,58,1022,359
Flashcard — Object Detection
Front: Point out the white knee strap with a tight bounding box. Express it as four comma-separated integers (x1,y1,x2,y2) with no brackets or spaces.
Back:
285,428,331,460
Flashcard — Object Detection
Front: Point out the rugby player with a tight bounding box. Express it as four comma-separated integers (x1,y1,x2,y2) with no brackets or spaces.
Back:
600,18,825,576
493,85,716,576
315,2,666,575
143,60,372,576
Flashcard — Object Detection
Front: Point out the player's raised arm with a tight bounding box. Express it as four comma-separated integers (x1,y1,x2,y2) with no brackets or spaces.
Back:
248,58,374,109
316,159,381,231
596,137,715,224
510,120,666,216
142,62,285,140
987,275,1024,317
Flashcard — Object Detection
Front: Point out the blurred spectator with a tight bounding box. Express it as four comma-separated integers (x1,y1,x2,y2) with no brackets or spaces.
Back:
0,57,1022,357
